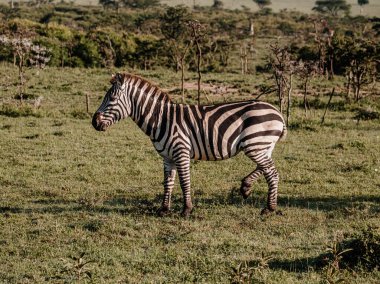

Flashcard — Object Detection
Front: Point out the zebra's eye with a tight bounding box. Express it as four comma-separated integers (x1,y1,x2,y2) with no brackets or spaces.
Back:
110,91,119,101
109,84,121,101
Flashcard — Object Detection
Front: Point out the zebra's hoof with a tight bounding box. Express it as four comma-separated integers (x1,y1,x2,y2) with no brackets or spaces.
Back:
181,207,193,218
240,185,252,199
157,207,170,217
260,207,275,215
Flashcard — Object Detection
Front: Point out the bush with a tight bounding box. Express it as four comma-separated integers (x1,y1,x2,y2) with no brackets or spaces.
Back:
341,227,380,271
0,104,41,117
318,227,380,271
354,108,380,121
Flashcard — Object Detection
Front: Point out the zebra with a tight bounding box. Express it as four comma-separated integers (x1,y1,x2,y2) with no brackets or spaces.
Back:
92,73,287,217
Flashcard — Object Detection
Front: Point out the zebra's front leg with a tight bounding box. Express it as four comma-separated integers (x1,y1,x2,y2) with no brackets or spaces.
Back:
175,153,193,217
157,159,176,217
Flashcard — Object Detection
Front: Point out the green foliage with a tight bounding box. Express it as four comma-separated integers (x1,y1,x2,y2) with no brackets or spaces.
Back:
354,108,380,121
358,0,369,6
253,0,272,10
72,34,102,68
0,104,41,117
212,0,224,9
160,5,191,41
312,0,351,16
123,0,160,9
319,227,380,272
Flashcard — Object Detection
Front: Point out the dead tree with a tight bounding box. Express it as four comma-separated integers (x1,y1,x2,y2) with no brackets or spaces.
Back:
0,33,50,102
269,44,297,125
296,60,321,114
312,18,335,80
188,20,206,105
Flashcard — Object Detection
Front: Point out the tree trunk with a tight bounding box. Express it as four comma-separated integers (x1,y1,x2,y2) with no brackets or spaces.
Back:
303,79,309,114
321,88,335,125
286,74,293,127
346,72,352,102
181,57,185,103
196,40,202,105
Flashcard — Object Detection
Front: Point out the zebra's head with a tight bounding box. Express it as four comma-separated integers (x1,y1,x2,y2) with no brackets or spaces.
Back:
92,73,129,131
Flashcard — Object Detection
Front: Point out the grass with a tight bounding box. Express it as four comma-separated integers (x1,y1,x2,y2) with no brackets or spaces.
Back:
0,64,380,283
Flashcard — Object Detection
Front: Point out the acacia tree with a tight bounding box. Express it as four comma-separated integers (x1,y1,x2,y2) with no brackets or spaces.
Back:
160,6,192,101
253,0,271,10
123,0,159,9
312,0,351,16
269,44,297,125
358,0,369,14
296,60,321,113
212,0,224,9
188,20,206,105
0,34,50,100
311,18,335,79
358,0,369,6
99,0,123,12
335,37,378,102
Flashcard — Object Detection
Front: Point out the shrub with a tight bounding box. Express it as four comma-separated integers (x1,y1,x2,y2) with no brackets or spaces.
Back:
319,227,380,271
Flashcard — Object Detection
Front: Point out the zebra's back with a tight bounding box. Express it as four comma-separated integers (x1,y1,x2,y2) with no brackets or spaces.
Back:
179,100,285,161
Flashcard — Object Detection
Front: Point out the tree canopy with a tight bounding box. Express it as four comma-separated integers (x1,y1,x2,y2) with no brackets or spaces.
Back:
312,0,351,16
358,0,369,6
253,0,272,10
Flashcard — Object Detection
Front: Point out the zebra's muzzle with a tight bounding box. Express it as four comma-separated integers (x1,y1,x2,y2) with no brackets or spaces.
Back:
92,112,108,131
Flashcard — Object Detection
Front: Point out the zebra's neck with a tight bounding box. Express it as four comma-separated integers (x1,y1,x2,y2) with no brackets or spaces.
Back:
127,78,172,140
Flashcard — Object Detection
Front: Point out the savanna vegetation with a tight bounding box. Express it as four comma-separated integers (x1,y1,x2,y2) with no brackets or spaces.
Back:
0,0,379,283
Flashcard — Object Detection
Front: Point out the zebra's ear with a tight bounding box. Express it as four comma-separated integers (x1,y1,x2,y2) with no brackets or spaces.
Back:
111,73,125,86
110,73,117,84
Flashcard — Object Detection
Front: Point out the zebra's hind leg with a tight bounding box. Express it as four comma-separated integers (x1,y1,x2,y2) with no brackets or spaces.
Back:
157,158,176,217
261,165,280,215
240,167,264,199
245,145,281,215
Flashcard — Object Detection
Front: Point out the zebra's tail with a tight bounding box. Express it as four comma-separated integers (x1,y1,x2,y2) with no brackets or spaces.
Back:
279,123,287,142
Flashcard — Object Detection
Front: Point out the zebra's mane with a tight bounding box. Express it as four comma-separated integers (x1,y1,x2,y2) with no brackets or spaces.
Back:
121,73,171,103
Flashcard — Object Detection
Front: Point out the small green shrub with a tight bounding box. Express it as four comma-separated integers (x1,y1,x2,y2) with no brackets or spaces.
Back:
71,110,90,119
0,104,41,117
319,227,380,271
340,227,380,271
354,108,380,121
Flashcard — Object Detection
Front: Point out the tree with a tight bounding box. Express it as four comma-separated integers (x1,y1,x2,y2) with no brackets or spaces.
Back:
99,0,123,12
358,0,369,15
312,0,351,16
160,6,192,101
188,20,206,105
123,0,159,9
335,37,378,102
0,33,50,100
253,0,271,10
269,44,297,124
212,0,224,9
358,0,369,6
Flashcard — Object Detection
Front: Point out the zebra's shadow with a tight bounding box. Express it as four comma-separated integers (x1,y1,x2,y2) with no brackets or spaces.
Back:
0,191,379,217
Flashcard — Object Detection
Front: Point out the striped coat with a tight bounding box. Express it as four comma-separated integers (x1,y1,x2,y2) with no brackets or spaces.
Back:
92,73,287,216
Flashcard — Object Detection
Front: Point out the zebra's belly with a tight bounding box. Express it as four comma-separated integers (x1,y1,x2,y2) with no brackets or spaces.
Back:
191,147,241,161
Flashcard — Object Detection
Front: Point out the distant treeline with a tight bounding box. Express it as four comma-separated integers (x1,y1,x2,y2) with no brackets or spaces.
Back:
0,3,379,74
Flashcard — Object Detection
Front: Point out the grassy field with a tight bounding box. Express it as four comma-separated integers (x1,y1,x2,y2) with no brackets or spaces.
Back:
0,64,379,283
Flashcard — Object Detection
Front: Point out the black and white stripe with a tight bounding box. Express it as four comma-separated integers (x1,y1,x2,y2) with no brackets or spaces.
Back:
92,73,287,216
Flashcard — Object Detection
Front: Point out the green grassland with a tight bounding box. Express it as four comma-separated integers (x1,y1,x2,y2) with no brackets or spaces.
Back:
0,64,379,283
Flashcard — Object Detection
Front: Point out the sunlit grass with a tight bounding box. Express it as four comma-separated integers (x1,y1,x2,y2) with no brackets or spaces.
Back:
0,65,379,283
